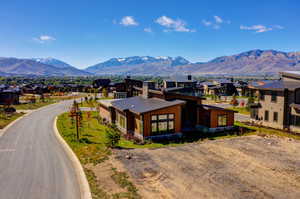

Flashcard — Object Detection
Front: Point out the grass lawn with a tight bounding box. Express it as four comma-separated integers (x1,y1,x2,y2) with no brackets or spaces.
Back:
229,106,250,115
0,112,24,129
13,99,58,110
57,111,142,198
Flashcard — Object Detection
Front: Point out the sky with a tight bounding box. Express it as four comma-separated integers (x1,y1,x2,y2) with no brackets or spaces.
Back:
1,0,300,69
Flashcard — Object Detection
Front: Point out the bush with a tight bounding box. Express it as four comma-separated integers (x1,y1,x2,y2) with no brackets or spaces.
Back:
105,129,121,148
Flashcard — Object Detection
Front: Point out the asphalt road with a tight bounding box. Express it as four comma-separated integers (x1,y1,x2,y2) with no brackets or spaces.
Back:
0,101,80,199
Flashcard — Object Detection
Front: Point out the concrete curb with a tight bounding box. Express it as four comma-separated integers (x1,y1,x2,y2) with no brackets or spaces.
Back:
53,116,92,199
0,102,58,138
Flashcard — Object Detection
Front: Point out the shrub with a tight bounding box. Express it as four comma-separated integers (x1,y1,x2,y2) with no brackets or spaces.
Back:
105,129,121,148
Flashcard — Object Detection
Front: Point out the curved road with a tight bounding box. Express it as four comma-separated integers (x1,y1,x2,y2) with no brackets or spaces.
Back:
0,101,80,199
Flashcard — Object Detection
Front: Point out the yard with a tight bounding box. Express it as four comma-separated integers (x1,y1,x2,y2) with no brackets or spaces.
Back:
114,135,300,199
57,110,300,199
0,112,24,129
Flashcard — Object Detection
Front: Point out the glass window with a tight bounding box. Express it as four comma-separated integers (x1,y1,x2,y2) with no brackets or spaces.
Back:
158,122,168,132
151,115,157,121
168,121,174,130
260,91,265,101
273,112,278,122
264,110,269,121
151,113,175,134
151,123,157,133
271,91,277,102
217,115,227,127
159,114,167,120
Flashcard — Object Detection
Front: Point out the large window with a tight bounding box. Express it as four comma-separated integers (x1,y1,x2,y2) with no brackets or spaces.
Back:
151,114,175,135
271,91,277,102
264,110,269,121
260,91,265,101
117,113,126,129
273,112,278,122
217,115,227,127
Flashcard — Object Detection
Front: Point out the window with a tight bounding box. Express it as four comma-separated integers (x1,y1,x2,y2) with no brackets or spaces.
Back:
291,115,300,127
217,115,227,127
273,112,278,122
264,110,269,121
260,91,265,101
117,113,126,129
271,91,277,102
151,113,175,135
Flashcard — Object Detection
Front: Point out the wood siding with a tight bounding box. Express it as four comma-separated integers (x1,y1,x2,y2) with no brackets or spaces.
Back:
142,105,182,137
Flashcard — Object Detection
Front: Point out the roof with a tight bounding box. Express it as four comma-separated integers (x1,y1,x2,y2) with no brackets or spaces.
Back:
98,99,120,107
201,104,237,112
280,71,300,80
164,76,196,83
253,80,300,91
111,96,185,114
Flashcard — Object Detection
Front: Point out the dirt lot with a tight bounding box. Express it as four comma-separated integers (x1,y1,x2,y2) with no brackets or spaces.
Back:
113,135,300,199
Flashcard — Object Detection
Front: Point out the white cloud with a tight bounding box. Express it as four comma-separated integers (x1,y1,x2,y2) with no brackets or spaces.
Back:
120,16,138,26
202,16,229,30
144,27,153,33
34,35,56,43
240,24,284,33
202,19,212,26
214,16,223,23
155,16,195,32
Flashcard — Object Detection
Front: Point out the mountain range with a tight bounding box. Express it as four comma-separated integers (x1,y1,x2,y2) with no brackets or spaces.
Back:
0,49,300,76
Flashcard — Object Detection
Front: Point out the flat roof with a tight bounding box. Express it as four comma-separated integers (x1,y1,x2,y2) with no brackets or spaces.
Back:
202,104,237,112
98,99,120,107
253,80,300,91
280,71,300,79
111,96,185,114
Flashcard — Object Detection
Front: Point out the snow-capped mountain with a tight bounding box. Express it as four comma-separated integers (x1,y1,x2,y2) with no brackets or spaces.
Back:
85,56,190,75
32,58,74,69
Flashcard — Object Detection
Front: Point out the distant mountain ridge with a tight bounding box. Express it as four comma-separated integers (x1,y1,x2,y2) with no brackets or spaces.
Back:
1,49,300,76
85,56,190,75
85,50,300,75
0,57,90,76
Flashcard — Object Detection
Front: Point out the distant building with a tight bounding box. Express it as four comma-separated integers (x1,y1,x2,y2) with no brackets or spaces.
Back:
250,71,300,133
163,75,197,89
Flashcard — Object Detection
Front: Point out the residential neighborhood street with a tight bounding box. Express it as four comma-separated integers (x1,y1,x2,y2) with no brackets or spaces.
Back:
0,101,80,199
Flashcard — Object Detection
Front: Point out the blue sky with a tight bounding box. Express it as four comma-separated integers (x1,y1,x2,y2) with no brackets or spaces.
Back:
1,0,300,68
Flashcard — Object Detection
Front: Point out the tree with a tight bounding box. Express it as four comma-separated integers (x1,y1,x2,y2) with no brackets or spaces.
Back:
230,94,238,106
102,87,108,98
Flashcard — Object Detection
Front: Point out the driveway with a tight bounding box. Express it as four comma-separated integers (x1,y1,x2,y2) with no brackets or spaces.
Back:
0,101,80,199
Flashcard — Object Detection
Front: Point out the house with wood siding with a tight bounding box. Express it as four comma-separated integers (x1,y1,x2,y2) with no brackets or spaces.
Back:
99,81,236,140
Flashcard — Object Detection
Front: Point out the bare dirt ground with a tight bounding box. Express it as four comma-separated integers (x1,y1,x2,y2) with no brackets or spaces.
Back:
113,135,300,199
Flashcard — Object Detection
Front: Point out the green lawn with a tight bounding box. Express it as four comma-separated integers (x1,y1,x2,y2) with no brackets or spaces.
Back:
229,106,250,115
13,99,58,110
57,111,141,198
0,112,24,129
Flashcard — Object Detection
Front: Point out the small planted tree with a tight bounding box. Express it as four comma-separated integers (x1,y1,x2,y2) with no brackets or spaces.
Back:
105,129,121,148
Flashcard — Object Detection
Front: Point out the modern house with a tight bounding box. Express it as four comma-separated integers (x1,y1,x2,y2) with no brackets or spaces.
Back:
163,75,197,89
99,80,236,140
250,71,300,133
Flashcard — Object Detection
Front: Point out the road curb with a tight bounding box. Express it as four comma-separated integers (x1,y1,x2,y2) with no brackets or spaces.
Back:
53,116,92,199
0,102,61,138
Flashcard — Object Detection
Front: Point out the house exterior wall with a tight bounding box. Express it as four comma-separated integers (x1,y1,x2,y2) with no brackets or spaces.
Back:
142,105,182,137
210,109,235,128
256,91,285,129
99,105,112,123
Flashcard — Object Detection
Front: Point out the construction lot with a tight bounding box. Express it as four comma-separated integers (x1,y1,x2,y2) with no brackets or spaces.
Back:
114,135,300,199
